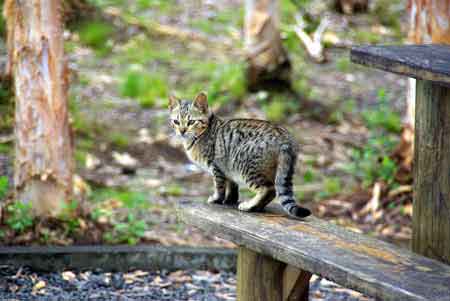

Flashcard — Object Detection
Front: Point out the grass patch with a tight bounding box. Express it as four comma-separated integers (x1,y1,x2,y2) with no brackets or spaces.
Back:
76,21,115,56
336,57,352,73
120,68,168,108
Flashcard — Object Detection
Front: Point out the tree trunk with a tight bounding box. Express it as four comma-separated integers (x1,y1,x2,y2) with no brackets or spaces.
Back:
335,0,369,15
244,0,291,91
397,0,450,177
4,0,74,217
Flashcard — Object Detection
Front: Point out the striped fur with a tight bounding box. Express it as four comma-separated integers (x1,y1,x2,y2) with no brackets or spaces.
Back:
169,92,311,218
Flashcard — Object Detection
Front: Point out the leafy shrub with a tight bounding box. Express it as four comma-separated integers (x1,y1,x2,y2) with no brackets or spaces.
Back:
104,213,148,245
5,201,34,233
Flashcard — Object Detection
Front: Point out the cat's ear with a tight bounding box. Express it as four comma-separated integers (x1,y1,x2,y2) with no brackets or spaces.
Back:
168,94,181,111
193,91,208,114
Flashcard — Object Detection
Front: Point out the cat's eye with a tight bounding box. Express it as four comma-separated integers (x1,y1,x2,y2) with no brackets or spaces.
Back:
187,120,195,126
173,120,180,125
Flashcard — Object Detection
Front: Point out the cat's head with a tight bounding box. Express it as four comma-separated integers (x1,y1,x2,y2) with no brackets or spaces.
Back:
168,92,210,143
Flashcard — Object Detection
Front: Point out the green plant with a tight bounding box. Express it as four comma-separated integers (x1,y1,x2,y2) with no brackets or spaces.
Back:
346,122,399,188
0,176,8,200
77,21,114,56
104,213,148,245
316,177,342,199
5,201,34,233
362,89,401,133
58,200,80,235
336,57,351,73
120,69,168,108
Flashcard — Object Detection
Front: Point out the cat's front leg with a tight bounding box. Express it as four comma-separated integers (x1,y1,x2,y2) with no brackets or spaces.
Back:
207,165,226,204
224,180,239,205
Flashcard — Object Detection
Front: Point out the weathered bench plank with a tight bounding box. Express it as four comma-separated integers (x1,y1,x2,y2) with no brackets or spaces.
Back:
351,45,450,85
177,201,450,301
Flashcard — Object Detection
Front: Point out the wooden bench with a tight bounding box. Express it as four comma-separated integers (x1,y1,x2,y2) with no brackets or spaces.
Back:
178,202,450,301
177,45,450,301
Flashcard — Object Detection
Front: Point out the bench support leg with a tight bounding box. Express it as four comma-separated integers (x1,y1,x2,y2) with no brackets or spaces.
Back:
413,80,450,264
237,247,311,301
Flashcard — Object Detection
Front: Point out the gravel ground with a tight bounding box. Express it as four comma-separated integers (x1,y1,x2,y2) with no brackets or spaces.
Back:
0,265,373,301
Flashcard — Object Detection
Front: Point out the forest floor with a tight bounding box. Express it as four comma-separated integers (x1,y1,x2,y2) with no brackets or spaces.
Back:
0,0,413,249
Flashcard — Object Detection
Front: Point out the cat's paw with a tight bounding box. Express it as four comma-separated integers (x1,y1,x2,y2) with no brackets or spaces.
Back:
238,201,256,212
207,194,224,204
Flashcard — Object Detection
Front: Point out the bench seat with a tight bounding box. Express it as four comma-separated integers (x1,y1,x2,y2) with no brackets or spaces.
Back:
177,201,450,301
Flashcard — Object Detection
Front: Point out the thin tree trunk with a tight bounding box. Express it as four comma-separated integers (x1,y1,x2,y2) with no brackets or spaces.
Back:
4,0,73,217
244,0,290,90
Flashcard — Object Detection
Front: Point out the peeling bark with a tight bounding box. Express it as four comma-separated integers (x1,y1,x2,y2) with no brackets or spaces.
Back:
4,0,73,216
244,0,291,90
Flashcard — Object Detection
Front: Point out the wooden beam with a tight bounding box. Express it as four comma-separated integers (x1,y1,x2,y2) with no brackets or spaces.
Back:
413,79,450,264
351,45,450,85
237,247,311,301
283,265,311,301
237,247,285,301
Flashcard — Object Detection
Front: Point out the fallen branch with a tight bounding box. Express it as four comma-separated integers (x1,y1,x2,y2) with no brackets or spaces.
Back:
294,14,329,63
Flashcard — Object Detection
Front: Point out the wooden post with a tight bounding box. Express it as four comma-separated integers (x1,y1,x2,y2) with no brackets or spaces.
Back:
412,80,450,264
237,247,311,301
350,45,450,265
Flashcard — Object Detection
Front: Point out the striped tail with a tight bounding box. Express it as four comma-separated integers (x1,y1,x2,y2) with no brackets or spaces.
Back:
275,144,311,218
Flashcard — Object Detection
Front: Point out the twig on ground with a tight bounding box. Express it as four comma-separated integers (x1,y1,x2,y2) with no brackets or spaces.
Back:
294,14,329,63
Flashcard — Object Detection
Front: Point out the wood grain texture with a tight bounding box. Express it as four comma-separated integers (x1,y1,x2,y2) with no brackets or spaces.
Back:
5,0,73,216
237,247,285,301
412,80,450,264
177,201,450,301
350,45,450,85
283,265,311,301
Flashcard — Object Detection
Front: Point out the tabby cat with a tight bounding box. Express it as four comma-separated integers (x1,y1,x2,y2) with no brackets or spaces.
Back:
169,92,311,218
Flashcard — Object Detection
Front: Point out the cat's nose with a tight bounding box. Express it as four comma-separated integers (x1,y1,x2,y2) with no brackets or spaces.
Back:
180,128,186,136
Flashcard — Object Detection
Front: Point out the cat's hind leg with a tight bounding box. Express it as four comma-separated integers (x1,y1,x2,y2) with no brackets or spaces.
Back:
238,186,276,212
224,180,239,205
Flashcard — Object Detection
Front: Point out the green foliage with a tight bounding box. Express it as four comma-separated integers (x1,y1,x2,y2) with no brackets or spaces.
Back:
347,137,398,188
58,200,81,235
362,89,401,133
303,169,315,183
91,188,149,209
261,94,299,122
109,132,130,149
5,201,34,233
316,177,342,199
346,89,400,187
0,176,8,200
120,69,168,108
372,0,401,32
336,57,352,73
354,30,382,44
207,63,247,105
77,21,114,55
104,213,148,245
